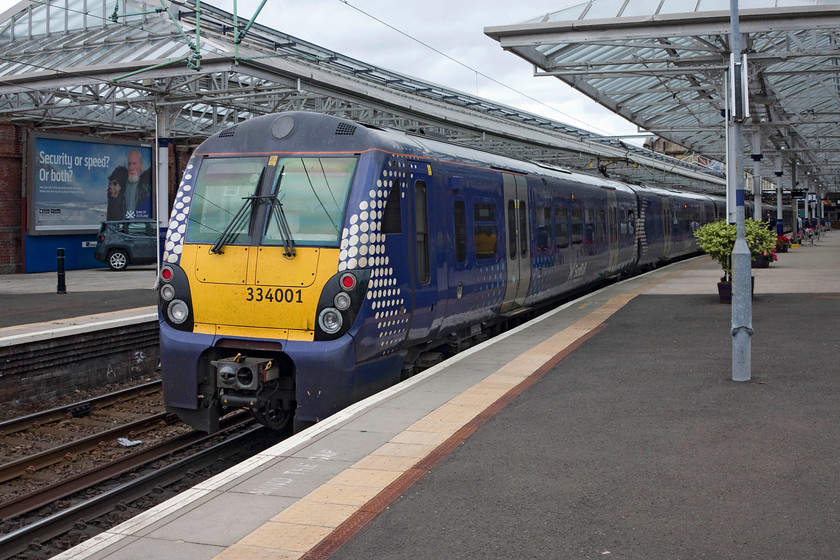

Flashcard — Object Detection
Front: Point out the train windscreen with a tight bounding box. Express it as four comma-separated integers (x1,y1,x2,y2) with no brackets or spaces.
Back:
186,157,268,244
184,156,356,247
264,157,356,247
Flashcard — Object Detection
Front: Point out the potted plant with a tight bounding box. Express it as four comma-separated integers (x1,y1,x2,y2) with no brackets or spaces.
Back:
693,219,777,302
776,234,791,253
746,219,778,268
693,219,736,280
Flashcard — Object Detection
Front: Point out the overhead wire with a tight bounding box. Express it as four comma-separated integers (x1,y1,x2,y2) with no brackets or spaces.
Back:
336,0,620,137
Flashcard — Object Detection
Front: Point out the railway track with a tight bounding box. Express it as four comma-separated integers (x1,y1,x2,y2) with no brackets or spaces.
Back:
0,381,287,559
0,380,174,494
0,381,162,435
0,421,277,560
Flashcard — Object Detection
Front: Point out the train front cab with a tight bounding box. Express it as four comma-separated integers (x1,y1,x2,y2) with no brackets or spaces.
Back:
158,137,397,433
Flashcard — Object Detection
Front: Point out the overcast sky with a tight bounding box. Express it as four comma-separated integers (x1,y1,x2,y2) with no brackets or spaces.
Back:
207,0,644,144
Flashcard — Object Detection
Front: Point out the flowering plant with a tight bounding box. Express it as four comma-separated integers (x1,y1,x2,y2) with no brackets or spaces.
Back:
693,219,777,280
776,234,791,247
759,247,778,262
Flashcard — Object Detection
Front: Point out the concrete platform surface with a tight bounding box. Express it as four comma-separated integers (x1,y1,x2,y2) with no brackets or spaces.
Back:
33,231,840,560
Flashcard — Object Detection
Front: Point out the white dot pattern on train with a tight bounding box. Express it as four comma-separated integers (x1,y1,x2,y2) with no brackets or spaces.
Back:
340,159,408,353
162,159,196,265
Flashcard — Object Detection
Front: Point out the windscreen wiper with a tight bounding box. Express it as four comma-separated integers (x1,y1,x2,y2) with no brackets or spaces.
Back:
209,196,255,255
209,168,266,255
267,195,297,258
267,165,296,257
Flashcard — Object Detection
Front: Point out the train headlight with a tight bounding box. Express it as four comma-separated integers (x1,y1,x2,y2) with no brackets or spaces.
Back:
168,299,189,324
318,308,343,334
160,283,176,302
334,291,351,310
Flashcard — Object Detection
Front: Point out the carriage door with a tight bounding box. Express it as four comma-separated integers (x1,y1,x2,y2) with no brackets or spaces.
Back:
407,162,437,340
662,195,672,259
501,173,531,313
606,189,620,272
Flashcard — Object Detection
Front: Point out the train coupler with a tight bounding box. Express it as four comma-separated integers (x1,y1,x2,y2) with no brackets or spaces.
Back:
212,356,279,391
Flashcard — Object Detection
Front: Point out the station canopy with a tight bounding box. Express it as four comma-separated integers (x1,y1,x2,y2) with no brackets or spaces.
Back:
0,0,727,192
485,0,840,193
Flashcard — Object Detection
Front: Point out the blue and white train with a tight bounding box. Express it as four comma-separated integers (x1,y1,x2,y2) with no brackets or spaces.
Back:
157,111,725,433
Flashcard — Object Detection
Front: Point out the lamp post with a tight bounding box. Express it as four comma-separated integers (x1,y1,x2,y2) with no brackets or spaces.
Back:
729,0,752,382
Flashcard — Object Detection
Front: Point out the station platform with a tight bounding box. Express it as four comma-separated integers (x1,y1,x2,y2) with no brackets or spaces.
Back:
26,233,840,559
0,266,157,344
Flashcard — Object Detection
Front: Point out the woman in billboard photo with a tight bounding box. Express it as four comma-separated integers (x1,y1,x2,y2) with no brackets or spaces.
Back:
106,165,127,221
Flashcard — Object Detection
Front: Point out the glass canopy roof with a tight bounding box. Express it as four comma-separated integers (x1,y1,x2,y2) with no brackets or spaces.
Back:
488,0,840,192
526,0,840,23
0,0,726,192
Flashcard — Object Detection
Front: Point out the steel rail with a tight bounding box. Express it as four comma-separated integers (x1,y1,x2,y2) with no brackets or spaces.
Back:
0,412,172,484
0,380,162,435
0,425,271,560
0,412,251,522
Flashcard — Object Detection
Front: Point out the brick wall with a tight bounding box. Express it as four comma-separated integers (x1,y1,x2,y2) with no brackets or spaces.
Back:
0,322,159,407
0,124,23,274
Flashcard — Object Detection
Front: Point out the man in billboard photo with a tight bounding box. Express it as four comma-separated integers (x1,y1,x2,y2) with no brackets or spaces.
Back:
124,149,152,219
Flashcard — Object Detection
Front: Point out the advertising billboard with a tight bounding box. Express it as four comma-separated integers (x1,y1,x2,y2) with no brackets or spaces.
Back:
28,133,154,234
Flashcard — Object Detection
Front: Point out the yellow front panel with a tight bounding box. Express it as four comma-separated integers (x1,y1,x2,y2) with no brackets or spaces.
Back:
181,245,340,335
193,245,251,284
254,246,320,287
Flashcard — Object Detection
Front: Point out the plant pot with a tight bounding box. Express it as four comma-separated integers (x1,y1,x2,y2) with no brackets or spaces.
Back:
752,254,770,268
717,277,755,304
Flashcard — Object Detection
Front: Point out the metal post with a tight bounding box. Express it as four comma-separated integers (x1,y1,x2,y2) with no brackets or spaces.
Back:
57,248,66,294
729,0,751,382
751,130,763,222
775,177,783,236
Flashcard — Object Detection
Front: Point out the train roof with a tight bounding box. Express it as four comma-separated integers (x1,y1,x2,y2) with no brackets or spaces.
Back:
200,112,717,202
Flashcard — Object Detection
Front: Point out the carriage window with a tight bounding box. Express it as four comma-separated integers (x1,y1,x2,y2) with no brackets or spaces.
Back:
536,204,551,251
555,206,569,249
474,202,497,261
507,200,518,259
585,208,596,244
475,203,495,221
597,209,606,244
571,207,583,245
454,200,466,263
382,179,402,234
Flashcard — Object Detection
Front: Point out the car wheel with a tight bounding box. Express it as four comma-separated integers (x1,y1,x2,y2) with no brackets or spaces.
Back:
108,250,129,271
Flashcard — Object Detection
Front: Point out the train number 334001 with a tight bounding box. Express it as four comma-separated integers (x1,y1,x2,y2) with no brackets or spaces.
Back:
246,287,304,303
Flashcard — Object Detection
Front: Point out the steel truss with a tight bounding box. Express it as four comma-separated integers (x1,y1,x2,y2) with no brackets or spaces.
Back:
0,0,724,191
